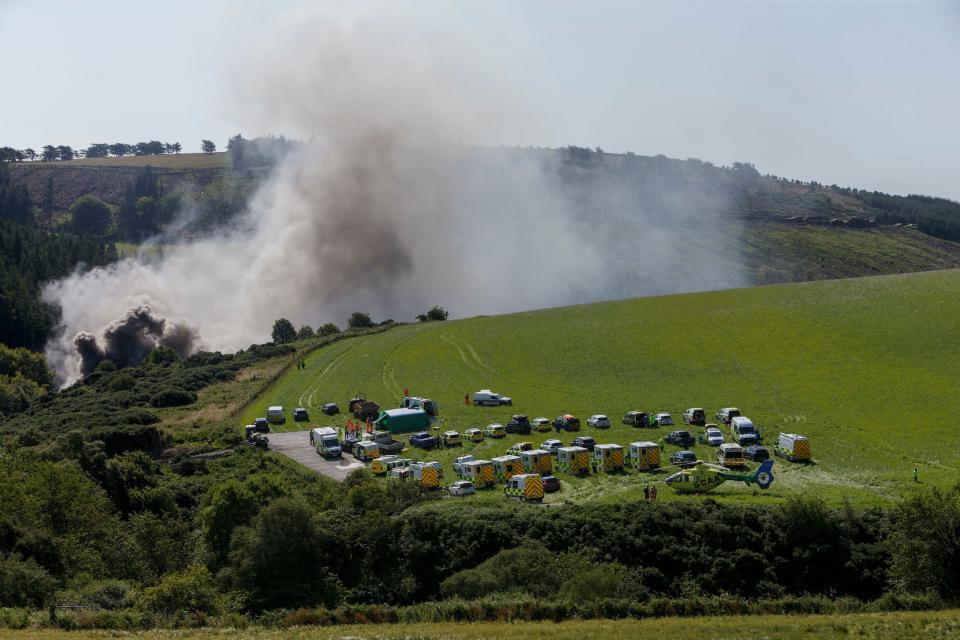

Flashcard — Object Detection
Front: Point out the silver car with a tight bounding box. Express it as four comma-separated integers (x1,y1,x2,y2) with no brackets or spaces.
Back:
449,480,476,496
587,414,611,428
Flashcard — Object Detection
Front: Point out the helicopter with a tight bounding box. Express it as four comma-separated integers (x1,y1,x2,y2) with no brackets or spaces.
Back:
664,459,774,494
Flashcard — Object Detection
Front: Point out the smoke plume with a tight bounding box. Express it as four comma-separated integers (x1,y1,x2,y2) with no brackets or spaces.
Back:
43,3,745,386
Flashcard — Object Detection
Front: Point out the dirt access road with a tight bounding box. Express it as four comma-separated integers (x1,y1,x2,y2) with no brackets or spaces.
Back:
267,430,364,481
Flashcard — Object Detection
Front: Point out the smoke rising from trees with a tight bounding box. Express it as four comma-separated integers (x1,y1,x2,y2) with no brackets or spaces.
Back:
43,3,745,385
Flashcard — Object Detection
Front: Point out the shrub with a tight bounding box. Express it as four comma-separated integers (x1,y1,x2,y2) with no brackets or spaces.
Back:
121,408,160,425
137,564,219,615
0,553,55,608
151,387,196,408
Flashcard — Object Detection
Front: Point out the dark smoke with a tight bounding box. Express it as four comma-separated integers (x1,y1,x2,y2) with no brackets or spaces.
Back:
74,305,200,375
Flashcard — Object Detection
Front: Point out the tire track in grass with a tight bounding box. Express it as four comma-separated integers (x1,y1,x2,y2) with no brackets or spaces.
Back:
298,345,355,408
381,327,430,398
440,332,480,372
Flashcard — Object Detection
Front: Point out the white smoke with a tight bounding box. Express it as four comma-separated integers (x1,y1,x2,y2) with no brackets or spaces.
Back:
43,3,745,386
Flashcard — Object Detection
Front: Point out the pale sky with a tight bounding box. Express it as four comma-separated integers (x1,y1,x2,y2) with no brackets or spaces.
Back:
1,0,958,199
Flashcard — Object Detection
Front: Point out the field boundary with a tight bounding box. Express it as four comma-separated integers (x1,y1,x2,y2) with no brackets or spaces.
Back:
229,324,402,425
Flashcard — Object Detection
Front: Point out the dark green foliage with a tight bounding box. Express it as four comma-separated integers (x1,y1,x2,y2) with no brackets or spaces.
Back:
69,195,112,236
318,323,340,336
0,553,56,607
0,163,32,225
146,346,180,366
297,325,314,340
137,564,218,615
201,140,216,154
271,318,296,345
348,312,374,329
889,486,960,599
0,217,117,350
150,387,196,408
226,498,341,611
418,305,449,322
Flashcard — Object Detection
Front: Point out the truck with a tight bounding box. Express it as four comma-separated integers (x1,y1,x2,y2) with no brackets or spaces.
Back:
374,408,431,434
353,441,380,462
628,441,661,471
556,446,590,475
310,426,342,459
453,455,476,474
730,416,759,446
473,389,513,406
369,430,405,455
775,433,811,462
349,396,381,422
492,455,524,481
411,462,441,489
459,459,495,487
716,407,741,424
717,442,746,468
521,449,552,475
593,443,624,472
504,474,544,502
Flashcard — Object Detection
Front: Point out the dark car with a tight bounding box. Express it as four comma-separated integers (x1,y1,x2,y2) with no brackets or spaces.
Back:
321,403,340,416
410,431,438,450
293,407,309,422
253,417,270,433
571,435,596,452
664,430,694,447
505,414,532,434
745,445,770,462
541,475,561,493
670,450,698,467
622,411,650,427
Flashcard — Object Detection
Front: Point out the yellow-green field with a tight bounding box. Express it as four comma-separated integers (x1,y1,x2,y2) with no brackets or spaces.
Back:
237,269,960,506
9,610,960,639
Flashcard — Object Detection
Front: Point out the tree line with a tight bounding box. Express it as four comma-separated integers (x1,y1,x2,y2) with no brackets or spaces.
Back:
0,142,186,163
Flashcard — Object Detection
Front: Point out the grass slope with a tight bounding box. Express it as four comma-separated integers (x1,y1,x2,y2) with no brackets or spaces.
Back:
13,610,960,639
241,269,960,506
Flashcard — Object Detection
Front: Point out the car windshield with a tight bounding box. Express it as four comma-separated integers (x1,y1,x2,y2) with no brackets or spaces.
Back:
322,438,338,447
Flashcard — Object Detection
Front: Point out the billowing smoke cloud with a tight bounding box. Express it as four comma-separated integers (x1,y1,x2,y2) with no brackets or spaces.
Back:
43,3,745,386
71,305,199,375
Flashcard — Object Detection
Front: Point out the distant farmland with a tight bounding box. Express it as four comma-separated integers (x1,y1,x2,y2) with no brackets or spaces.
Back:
57,151,231,169
240,269,960,506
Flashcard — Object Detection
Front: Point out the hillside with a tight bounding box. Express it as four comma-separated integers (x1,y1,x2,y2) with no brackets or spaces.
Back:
243,269,960,505
9,148,960,291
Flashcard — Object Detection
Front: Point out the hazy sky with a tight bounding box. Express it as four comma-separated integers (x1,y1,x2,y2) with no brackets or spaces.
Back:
2,0,958,199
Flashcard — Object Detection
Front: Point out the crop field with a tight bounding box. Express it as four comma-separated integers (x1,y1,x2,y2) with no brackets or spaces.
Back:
240,269,960,506
10,610,960,639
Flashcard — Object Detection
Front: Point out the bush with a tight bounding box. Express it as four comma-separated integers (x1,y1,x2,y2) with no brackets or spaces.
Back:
0,553,55,608
137,564,219,615
347,312,373,329
121,408,161,425
151,387,196,408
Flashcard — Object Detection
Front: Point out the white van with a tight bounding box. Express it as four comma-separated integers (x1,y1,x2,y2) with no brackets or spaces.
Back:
473,390,512,406
717,443,746,468
266,405,285,424
730,416,757,445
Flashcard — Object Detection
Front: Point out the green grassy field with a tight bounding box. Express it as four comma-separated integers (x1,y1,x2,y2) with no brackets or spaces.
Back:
58,152,231,169
240,269,960,506
11,610,960,639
